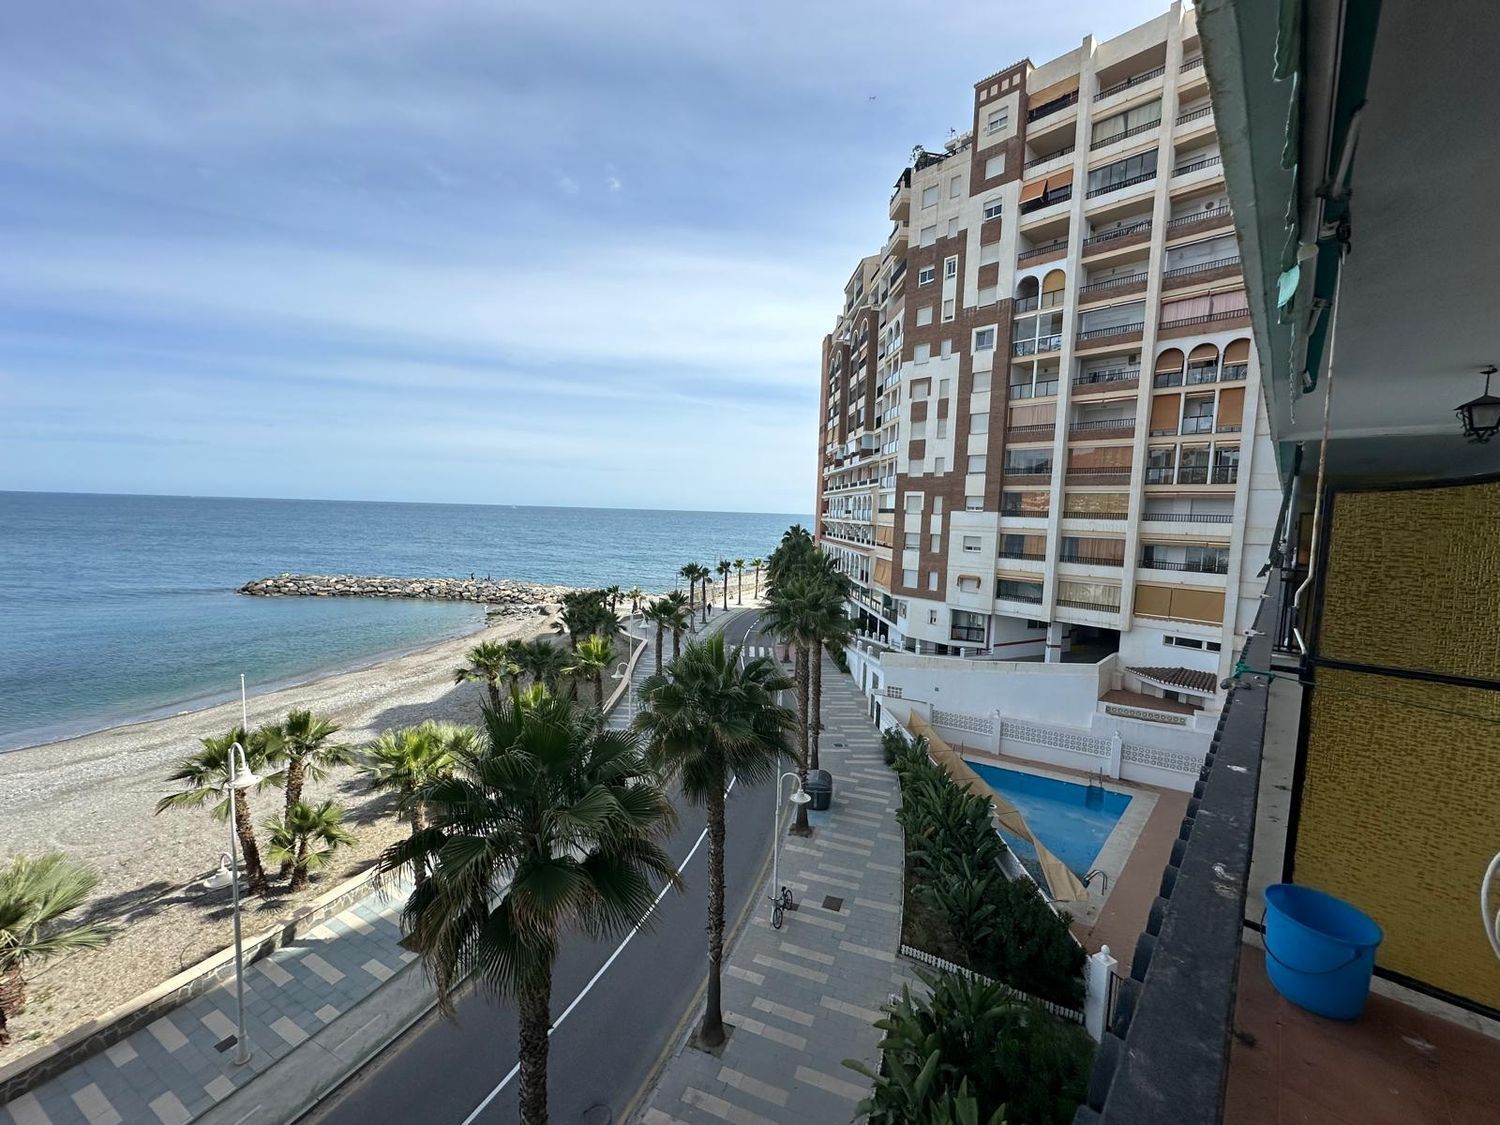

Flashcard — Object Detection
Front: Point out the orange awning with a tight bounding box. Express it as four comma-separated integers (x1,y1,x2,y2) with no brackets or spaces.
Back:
1018,178,1048,204
1046,166,1074,191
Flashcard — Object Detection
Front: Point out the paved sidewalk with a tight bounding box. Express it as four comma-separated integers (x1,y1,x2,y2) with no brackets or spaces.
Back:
640,654,906,1125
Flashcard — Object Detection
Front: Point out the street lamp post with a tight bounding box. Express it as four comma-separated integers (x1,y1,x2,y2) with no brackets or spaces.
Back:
614,660,632,723
770,770,811,922
222,738,260,1065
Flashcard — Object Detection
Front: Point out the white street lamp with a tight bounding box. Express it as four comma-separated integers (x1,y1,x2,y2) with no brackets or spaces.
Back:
614,661,632,723
223,675,261,1066
769,771,812,927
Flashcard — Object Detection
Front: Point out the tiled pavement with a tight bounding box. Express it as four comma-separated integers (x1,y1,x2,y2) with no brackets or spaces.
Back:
1,886,418,1125
640,654,907,1125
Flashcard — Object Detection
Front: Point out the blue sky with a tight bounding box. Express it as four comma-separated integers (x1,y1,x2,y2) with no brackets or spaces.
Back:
0,0,1164,513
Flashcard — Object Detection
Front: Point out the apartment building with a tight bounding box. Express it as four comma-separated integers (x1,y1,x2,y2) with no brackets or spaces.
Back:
817,3,1279,750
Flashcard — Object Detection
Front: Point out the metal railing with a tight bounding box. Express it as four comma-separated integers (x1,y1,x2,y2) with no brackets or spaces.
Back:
1176,105,1213,127
1142,510,1233,523
1174,154,1223,177
1221,363,1248,381
1065,470,1132,484
1000,507,1050,518
1064,510,1129,521
1069,418,1136,434
1027,90,1079,122
1024,145,1075,172
950,625,986,643
1096,65,1165,100
1083,218,1152,250
1059,553,1125,567
1163,256,1241,282
998,549,1047,561
1090,119,1161,150
1018,238,1069,262
1180,416,1215,435
1212,466,1239,484
1159,307,1249,331
1140,556,1230,574
1077,321,1144,342
1180,55,1205,73
1166,206,1230,232
997,587,1045,604
1020,188,1073,215
1075,367,1141,387
1086,170,1157,199
1009,379,1060,399
1144,467,1175,484
1007,423,1056,440
1057,597,1121,612
1079,273,1148,298
1003,471,1054,485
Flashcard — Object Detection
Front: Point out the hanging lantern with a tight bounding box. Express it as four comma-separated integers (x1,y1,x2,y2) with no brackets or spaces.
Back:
1456,366,1500,444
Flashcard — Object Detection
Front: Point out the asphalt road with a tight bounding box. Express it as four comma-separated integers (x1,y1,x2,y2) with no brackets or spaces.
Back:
303,610,776,1125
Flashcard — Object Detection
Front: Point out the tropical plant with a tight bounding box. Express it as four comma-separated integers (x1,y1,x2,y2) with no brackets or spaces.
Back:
847,967,1090,1125
0,854,112,1047
571,634,615,710
733,558,745,605
556,589,611,650
749,557,765,600
156,727,279,894
766,524,814,593
265,799,357,893
759,574,819,832
635,633,794,1046
363,722,464,833
517,637,571,693
643,598,673,675
453,640,520,709
260,709,351,875
678,563,700,617
626,586,644,616
382,694,679,1124
715,559,732,610
803,561,852,771
605,585,621,616
665,591,691,660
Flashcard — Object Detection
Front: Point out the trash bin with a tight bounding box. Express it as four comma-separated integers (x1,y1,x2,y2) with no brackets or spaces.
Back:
805,769,833,811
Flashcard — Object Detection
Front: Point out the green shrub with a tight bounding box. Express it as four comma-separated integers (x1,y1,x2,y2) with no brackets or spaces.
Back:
847,968,1092,1125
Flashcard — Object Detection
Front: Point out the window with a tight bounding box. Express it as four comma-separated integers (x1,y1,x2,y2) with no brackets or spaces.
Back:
942,299,955,322
986,108,1009,134
902,569,917,586
918,265,936,285
945,256,958,279
920,224,938,246
930,534,941,552
950,175,963,198
936,418,949,438
972,370,991,393
905,493,923,512
985,155,1005,179
970,413,990,434
1164,635,1204,650
947,217,960,237
974,328,996,351
922,184,940,207
1090,99,1162,146
982,198,1003,220
910,420,926,438
966,495,983,511
928,571,939,591
978,242,1001,265
912,378,930,397
968,455,988,473
916,305,934,327
914,343,932,362
929,609,939,624
904,532,919,549
940,338,953,358
933,456,945,473
1086,150,1158,194
932,496,943,514
997,578,1044,603
962,535,982,552
939,379,950,397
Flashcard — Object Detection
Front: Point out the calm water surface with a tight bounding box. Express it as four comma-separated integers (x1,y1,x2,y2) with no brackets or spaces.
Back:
0,492,804,750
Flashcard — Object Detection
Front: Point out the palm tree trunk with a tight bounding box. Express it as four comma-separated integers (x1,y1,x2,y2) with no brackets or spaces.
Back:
654,624,664,673
0,963,27,1036
281,758,306,876
517,961,553,1125
291,835,309,892
594,671,604,710
792,645,812,834
736,570,743,605
409,796,429,885
701,776,728,1046
810,639,824,771
672,628,682,660
754,567,760,599
721,581,728,611
234,790,268,893
486,679,501,710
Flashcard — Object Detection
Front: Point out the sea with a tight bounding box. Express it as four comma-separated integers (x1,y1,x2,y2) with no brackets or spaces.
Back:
0,492,806,752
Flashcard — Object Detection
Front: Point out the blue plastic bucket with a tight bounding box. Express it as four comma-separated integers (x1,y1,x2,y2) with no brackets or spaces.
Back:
1263,883,1383,1020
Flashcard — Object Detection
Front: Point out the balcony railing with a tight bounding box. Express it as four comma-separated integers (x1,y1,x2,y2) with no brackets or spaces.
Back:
1020,188,1073,215
1082,218,1152,251
997,588,1045,604
1176,105,1213,127
1153,371,1184,388
1090,119,1161,151
1007,423,1056,440
950,625,987,643
1142,510,1234,523
1069,418,1136,435
1160,307,1249,331
1174,154,1223,177
1178,466,1210,485
1064,509,1129,520
1096,65,1166,100
1216,422,1243,433
1166,205,1231,232
1185,364,1219,385
1009,379,1060,400
1059,552,1124,567
1212,466,1239,485
1140,556,1230,574
1078,273,1148,299
1181,416,1216,435
998,549,1047,561
1018,238,1069,262
1015,289,1066,312
1004,470,1054,484
1023,145,1075,172
1027,90,1079,123
1145,467,1176,484
1057,597,1121,612
1221,362,1249,381
1150,426,1178,436
1001,506,1050,519
1065,469,1132,484
1163,256,1242,282
1077,321,1145,342
1075,366,1141,387
1086,170,1158,199
1180,55,1205,73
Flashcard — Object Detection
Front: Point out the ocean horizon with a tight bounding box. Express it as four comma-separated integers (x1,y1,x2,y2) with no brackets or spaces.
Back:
0,491,807,752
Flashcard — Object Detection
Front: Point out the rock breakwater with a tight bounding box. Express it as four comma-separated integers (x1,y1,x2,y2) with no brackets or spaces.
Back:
239,574,574,614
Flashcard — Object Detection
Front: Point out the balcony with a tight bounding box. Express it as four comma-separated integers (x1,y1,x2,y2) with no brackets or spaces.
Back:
1026,89,1079,123
1096,64,1165,101
1173,154,1223,178
1059,552,1124,567
1076,321,1145,348
1017,238,1069,264
1065,469,1132,485
1162,255,1242,290
1140,555,1230,574
996,588,1045,605
1074,367,1141,393
1007,422,1056,441
1090,118,1161,151
1020,186,1073,217
1212,465,1238,485
1180,416,1216,435
1142,509,1233,523
1008,379,1060,400
1004,470,1054,485
1078,272,1148,301
1056,596,1121,612
1086,170,1158,199
1014,289,1065,313
1069,417,1136,437
1221,362,1248,381
1165,205,1232,239
1023,145,1075,173
1082,218,1152,255
998,548,1047,561
1175,105,1213,129
1159,307,1251,333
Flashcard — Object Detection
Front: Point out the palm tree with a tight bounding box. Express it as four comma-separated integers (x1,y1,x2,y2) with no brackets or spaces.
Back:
664,592,691,660
733,559,746,605
383,695,679,1125
700,573,713,624
606,585,622,616
571,634,615,709
716,560,732,611
759,577,819,833
453,640,519,709
0,854,111,1046
626,586,645,617
678,563,700,617
803,568,852,771
262,709,351,875
266,800,357,893
767,525,814,593
363,723,462,833
750,557,765,600
517,638,571,693
635,634,794,1047
156,727,278,894
644,598,672,674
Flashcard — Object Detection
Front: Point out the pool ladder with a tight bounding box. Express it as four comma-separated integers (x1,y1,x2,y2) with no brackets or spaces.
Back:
1084,767,1107,808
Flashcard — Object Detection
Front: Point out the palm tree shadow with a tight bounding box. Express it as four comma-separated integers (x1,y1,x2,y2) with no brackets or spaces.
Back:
339,781,399,827
367,681,483,733
76,880,181,925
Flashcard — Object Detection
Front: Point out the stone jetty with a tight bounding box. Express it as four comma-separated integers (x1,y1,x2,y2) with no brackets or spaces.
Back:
238,574,574,614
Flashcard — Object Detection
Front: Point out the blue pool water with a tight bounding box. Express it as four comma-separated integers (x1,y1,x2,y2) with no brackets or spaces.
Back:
969,762,1132,878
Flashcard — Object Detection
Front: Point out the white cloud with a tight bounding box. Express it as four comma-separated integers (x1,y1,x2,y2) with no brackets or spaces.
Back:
557,174,580,196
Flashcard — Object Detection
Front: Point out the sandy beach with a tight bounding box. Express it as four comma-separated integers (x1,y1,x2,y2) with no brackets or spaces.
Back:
0,605,569,1061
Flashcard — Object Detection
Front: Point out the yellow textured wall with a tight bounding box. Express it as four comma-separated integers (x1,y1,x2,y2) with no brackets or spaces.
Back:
1296,480,1500,1009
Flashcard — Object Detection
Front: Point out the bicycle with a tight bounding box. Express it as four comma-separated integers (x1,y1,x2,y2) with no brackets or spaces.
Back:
770,885,795,929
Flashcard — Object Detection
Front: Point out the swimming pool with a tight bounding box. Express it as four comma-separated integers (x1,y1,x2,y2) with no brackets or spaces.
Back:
968,762,1132,878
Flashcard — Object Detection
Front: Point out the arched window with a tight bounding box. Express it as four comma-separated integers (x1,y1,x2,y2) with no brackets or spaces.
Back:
1041,269,1067,309
1186,343,1219,385
1223,338,1251,381
1153,347,1185,388
1015,276,1040,310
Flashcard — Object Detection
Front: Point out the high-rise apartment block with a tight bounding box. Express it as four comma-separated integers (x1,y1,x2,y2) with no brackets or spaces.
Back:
818,5,1278,751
